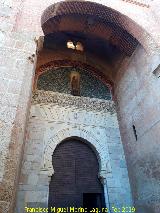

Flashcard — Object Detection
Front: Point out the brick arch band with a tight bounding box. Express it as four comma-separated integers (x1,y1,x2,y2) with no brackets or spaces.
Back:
35,59,114,96
41,1,159,54
43,126,111,180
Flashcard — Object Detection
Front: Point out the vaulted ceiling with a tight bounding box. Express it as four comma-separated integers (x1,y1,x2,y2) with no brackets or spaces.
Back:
41,1,139,57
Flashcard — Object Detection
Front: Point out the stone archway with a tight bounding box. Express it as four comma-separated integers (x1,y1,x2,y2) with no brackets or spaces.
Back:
1,0,160,212
41,1,160,54
42,126,112,210
48,138,106,209
43,127,111,179
38,3,160,212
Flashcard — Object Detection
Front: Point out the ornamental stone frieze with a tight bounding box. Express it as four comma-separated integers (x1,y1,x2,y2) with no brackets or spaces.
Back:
121,0,152,8
32,90,116,114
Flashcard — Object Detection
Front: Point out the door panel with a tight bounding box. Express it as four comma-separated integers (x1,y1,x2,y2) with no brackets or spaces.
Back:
48,139,104,209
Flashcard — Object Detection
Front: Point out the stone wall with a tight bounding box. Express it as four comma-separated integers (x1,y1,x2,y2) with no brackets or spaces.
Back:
15,91,132,213
115,45,160,213
0,1,37,212
0,0,160,212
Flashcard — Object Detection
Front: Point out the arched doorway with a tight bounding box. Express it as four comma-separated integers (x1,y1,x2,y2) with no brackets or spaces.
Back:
48,138,105,209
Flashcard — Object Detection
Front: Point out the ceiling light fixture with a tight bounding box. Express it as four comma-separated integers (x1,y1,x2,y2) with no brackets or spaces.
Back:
67,40,84,52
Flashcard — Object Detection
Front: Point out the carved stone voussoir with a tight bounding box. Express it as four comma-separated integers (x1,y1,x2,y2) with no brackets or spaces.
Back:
32,90,116,114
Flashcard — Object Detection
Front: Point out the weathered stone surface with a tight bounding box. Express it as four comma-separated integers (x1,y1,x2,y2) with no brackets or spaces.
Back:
32,90,116,114
15,92,132,212
0,201,10,213
115,46,160,212
0,0,159,213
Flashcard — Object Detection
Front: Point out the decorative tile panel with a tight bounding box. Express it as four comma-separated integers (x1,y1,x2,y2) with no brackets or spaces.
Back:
37,67,112,100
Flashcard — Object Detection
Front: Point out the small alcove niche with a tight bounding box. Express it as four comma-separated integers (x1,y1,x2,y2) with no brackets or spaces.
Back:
70,70,80,96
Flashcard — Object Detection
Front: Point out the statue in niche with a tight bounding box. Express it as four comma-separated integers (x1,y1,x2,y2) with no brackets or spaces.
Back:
70,71,80,96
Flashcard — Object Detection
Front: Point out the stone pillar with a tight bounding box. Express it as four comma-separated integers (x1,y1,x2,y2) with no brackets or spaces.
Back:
0,31,37,212
99,171,111,213
0,1,38,209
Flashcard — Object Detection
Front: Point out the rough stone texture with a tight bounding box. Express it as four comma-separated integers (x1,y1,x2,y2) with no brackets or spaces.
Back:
32,90,114,113
114,45,160,213
0,1,37,212
15,91,132,212
0,0,160,212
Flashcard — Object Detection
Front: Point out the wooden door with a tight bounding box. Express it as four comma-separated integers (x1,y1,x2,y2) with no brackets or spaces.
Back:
48,139,104,209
